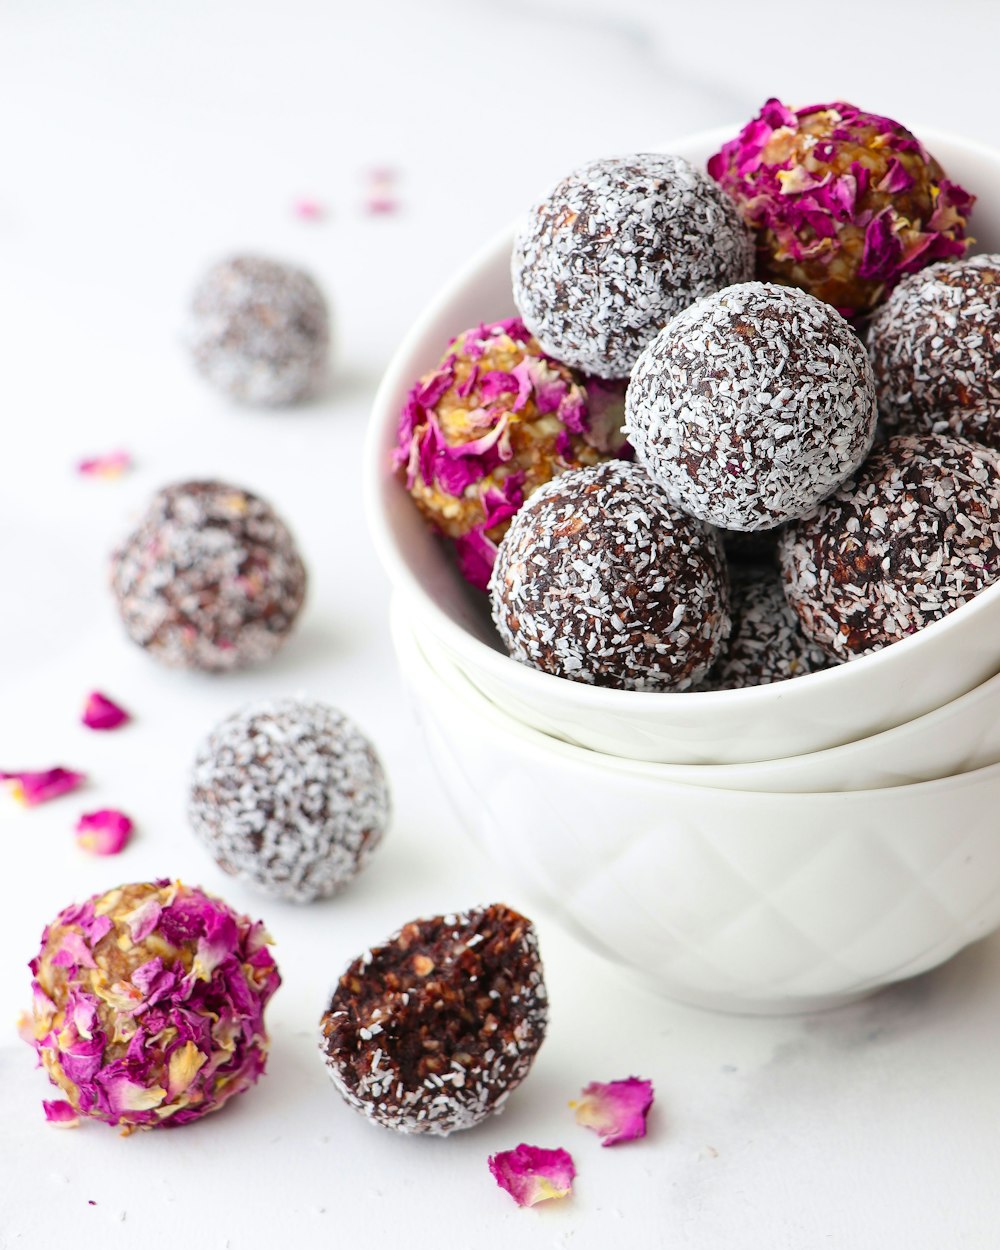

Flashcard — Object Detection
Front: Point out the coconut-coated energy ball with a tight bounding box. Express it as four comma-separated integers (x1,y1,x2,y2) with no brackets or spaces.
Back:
490,460,730,691
699,571,833,690
625,282,878,532
393,318,621,590
188,255,330,405
708,99,975,317
779,433,1000,661
28,880,280,1132
319,903,547,1135
867,254,1000,448
110,480,307,672
189,699,390,904
511,153,754,379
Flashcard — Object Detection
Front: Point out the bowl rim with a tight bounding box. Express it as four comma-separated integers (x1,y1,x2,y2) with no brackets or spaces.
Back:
366,124,1000,715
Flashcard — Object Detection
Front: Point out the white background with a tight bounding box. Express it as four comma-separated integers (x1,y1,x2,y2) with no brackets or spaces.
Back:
3,2,1000,1246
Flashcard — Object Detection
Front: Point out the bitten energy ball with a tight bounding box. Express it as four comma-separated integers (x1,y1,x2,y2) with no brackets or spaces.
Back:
490,460,730,691
188,255,330,405
111,480,307,672
28,880,280,1132
189,699,390,903
867,254,1000,448
319,903,547,1136
709,99,974,317
512,153,754,378
699,571,832,690
626,283,877,531
393,318,618,590
780,433,1000,661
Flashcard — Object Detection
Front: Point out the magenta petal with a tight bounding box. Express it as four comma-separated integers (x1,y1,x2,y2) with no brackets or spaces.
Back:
77,450,131,478
42,1100,80,1127
572,1076,654,1146
75,809,134,856
81,691,130,731
0,768,86,807
453,530,498,591
488,1144,576,1207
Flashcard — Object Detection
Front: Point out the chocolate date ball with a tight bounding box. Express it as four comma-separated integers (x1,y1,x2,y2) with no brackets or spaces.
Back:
625,283,877,532
490,460,730,691
189,699,390,904
867,254,1000,448
28,880,280,1132
111,480,307,672
699,571,832,690
779,433,1000,661
188,255,330,405
319,903,547,1135
709,99,974,317
512,153,754,379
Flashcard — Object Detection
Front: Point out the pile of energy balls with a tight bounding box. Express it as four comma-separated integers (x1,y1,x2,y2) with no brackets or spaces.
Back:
396,98,1000,693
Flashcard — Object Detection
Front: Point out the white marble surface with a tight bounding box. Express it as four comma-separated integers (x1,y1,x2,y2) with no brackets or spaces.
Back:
2,3,1000,1246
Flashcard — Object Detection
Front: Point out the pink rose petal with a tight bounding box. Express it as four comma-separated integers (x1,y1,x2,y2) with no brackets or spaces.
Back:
77,450,131,478
488,1144,576,1207
43,1100,80,1128
293,197,325,221
81,691,130,731
75,809,134,856
0,769,85,807
365,167,400,215
571,1076,654,1146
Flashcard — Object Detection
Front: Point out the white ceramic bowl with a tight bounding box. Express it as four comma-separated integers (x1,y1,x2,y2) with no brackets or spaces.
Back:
415,615,1000,793
366,127,1000,765
392,599,1000,1014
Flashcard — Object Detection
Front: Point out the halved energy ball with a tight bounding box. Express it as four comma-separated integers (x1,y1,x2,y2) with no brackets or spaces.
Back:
319,903,547,1135
625,283,877,532
490,460,730,691
512,153,753,378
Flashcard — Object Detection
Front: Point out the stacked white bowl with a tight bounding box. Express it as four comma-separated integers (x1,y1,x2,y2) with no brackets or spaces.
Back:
365,128,1000,1015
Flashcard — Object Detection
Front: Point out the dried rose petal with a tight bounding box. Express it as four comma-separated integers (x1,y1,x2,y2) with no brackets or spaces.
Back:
293,197,325,221
75,810,134,856
0,769,85,807
488,1144,575,1207
571,1076,654,1146
43,1100,80,1128
365,167,399,215
81,691,130,731
77,450,132,478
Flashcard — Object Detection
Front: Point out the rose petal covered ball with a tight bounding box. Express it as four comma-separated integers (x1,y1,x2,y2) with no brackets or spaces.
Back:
512,153,754,379
779,433,1000,661
625,283,877,532
188,254,330,405
320,903,547,1135
189,699,390,903
490,460,730,691
867,254,1000,447
111,479,307,672
708,98,974,317
394,318,620,589
28,880,280,1132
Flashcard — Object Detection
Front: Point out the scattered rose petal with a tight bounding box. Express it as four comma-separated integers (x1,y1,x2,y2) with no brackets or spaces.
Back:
571,1076,654,1146
365,167,400,215
488,1144,576,1207
0,769,85,807
16,1011,34,1045
43,1100,80,1128
75,809,134,856
82,691,130,731
293,197,325,221
77,450,132,478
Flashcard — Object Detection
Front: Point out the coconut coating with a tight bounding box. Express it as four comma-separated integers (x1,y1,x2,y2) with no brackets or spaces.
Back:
188,255,330,405
28,880,280,1132
189,699,390,904
625,282,878,532
319,903,547,1135
511,153,754,379
708,99,975,317
779,433,1000,661
699,571,833,690
867,254,1000,448
393,318,614,591
110,480,307,672
490,460,730,691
